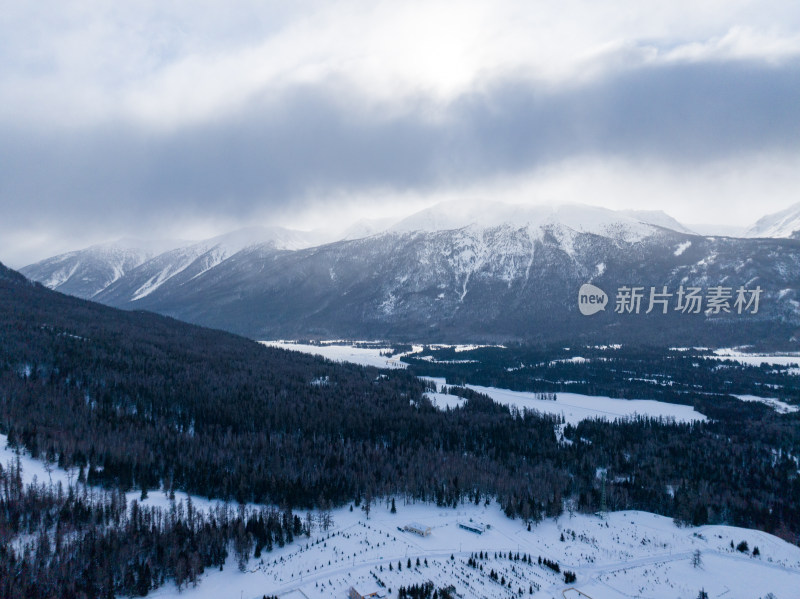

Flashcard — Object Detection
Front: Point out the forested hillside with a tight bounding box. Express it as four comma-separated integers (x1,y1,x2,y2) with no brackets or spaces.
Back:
1,262,799,597
0,262,566,509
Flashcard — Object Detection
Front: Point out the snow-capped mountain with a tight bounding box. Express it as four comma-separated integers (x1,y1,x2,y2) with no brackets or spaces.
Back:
20,202,800,346
685,223,748,237
619,210,696,234
25,201,686,302
95,226,329,303
389,201,681,240
746,202,800,238
340,217,398,240
134,224,800,345
19,238,184,299
21,227,328,301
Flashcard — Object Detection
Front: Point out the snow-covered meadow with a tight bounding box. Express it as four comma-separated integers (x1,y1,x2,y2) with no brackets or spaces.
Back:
422,379,706,425
711,349,800,372
262,341,414,369
142,500,800,599
264,341,707,424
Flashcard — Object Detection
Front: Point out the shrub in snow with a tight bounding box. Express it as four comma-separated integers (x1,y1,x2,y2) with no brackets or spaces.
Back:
737,540,749,553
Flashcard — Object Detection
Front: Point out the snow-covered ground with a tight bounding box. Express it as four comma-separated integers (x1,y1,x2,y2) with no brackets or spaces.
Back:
262,341,413,369
708,350,800,412
4,342,790,598
711,349,800,373
456,384,705,425
733,394,800,414
0,433,234,515
145,500,800,599
265,341,707,424
4,434,799,598
262,341,505,369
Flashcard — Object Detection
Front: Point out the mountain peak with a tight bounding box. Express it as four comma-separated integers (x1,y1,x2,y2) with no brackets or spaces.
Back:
205,225,332,252
619,210,695,234
388,200,689,240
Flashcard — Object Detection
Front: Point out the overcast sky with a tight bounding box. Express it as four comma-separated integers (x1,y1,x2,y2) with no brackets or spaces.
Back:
1,0,799,267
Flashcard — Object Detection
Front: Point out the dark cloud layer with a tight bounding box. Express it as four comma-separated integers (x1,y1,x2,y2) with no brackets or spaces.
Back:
2,58,798,232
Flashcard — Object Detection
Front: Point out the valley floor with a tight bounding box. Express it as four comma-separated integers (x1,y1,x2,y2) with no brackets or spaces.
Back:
263,341,708,424
4,339,798,599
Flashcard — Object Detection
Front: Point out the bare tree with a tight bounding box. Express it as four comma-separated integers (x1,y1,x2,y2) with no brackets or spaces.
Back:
305,511,314,536
318,502,333,531
363,492,373,519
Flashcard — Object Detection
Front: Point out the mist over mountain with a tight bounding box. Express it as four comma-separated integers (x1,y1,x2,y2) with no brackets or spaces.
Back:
20,201,800,347
20,226,330,300
746,202,800,239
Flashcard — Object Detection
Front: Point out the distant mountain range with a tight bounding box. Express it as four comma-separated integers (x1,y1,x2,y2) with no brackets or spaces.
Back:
18,201,800,347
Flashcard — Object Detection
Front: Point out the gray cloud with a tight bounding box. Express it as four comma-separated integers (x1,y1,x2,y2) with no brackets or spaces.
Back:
447,59,800,169
1,57,799,260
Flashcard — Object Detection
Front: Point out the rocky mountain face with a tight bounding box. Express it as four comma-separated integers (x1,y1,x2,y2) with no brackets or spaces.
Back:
19,243,157,299
19,204,800,347
19,227,327,301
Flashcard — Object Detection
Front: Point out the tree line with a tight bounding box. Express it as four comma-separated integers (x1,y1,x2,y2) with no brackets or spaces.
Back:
0,455,306,599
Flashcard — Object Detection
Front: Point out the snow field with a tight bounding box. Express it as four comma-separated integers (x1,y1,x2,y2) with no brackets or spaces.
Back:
733,394,799,414
457,384,706,425
265,342,708,425
711,349,800,373
262,341,410,369
142,500,800,599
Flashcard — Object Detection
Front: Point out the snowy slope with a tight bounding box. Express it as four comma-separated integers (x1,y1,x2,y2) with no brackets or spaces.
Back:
19,238,183,299
93,226,329,303
341,217,398,240
389,200,678,242
344,202,693,241
21,226,330,302
122,228,301,301
619,209,696,234
4,432,799,599
138,500,800,599
746,202,800,238
687,223,749,237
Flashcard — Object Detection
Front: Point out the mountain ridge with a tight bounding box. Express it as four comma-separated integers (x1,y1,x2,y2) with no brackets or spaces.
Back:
746,202,800,238
17,202,800,347
21,202,690,301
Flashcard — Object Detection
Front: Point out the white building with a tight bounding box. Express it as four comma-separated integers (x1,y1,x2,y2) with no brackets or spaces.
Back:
403,522,431,536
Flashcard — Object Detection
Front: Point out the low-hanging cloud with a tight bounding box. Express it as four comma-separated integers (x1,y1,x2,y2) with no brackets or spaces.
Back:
2,57,798,236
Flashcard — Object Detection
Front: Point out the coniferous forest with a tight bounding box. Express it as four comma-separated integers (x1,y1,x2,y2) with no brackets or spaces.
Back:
1,262,800,597
0,457,305,598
